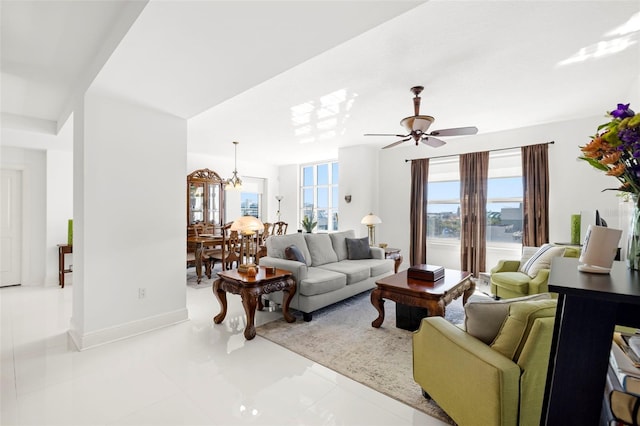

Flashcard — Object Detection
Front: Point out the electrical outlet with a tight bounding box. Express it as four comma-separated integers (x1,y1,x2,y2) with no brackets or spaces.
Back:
138,288,146,299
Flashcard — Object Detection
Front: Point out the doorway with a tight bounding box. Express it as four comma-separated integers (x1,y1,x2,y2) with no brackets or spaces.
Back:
1,169,22,287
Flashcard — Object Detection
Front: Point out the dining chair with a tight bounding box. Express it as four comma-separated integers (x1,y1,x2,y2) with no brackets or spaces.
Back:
272,221,288,235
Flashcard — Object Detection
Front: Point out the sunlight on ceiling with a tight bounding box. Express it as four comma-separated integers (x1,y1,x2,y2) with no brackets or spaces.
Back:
557,12,639,66
290,88,357,144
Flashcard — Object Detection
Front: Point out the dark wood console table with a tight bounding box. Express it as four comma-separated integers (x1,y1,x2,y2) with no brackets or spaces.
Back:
542,257,640,425
57,244,72,288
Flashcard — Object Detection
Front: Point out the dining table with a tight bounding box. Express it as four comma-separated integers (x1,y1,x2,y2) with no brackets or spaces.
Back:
187,234,223,283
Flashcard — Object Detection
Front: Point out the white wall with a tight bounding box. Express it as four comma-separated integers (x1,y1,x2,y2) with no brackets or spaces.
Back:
377,115,627,272
276,164,299,231
338,145,379,238
69,92,188,349
0,146,46,285
45,149,73,286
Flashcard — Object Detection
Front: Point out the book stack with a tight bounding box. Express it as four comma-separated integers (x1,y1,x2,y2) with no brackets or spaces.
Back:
610,332,640,395
606,330,640,425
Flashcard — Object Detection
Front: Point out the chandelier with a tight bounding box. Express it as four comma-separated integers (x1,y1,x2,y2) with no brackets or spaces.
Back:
225,141,243,190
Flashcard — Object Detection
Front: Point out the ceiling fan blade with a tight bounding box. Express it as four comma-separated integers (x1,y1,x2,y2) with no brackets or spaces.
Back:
364,133,408,137
382,137,411,149
429,126,478,137
421,136,447,148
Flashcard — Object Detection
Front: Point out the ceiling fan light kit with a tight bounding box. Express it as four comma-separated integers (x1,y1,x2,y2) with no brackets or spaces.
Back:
365,85,478,149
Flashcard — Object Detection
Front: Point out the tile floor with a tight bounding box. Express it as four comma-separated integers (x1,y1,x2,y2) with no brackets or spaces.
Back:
1,277,449,426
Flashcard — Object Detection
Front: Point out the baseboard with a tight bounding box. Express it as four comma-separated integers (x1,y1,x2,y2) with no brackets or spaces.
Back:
68,308,189,351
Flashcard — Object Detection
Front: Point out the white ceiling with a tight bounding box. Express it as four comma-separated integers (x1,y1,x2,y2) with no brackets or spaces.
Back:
2,1,639,165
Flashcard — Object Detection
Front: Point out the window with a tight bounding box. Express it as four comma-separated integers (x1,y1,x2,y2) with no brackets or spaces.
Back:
301,161,339,231
240,192,260,218
427,150,523,244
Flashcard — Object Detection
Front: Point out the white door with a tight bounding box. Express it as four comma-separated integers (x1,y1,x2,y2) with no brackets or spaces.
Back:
1,169,22,287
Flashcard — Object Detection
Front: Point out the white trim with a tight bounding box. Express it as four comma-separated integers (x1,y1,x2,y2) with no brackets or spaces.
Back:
68,308,189,351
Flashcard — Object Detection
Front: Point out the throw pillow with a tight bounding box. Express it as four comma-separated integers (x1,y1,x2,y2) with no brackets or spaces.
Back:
304,233,338,266
346,237,371,260
519,244,566,278
285,244,306,263
464,293,551,345
490,299,557,360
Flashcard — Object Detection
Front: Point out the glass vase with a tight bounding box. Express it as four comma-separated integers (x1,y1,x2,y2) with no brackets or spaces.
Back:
628,195,640,271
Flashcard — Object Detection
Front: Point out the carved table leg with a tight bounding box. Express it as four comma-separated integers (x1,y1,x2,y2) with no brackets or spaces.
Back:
281,280,297,323
371,287,385,328
195,243,203,283
463,279,476,305
213,279,227,324
241,288,258,340
428,299,445,317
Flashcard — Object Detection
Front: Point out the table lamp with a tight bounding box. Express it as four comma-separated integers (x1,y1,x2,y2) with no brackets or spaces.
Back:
578,225,622,274
361,213,382,246
231,216,264,273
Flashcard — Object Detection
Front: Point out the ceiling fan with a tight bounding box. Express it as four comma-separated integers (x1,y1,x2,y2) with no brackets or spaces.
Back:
365,86,478,149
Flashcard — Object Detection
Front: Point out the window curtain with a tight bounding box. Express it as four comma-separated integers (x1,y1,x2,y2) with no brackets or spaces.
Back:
521,143,550,247
459,152,489,277
410,159,429,266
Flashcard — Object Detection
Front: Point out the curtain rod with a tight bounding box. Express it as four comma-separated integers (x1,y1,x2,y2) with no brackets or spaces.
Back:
404,141,555,162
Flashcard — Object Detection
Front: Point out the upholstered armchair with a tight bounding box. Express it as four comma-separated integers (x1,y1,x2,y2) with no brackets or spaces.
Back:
490,244,580,299
413,296,557,426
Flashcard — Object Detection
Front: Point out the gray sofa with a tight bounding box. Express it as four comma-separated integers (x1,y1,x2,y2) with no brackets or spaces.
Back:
259,230,394,321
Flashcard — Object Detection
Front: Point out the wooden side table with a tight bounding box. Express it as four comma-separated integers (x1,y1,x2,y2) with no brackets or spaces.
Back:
213,266,296,340
57,244,72,288
384,247,403,273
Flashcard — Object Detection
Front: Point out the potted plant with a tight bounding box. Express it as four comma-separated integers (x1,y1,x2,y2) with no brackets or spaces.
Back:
301,215,317,233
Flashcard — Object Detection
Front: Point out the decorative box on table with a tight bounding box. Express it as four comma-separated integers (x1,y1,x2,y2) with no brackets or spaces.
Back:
407,264,445,281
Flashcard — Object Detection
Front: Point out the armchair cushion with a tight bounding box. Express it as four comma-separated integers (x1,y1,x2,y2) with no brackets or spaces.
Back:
464,293,551,345
519,244,566,278
490,299,557,360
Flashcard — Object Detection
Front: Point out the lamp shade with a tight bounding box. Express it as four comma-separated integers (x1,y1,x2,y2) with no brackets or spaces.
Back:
361,213,382,225
400,115,434,133
578,225,622,273
231,216,264,234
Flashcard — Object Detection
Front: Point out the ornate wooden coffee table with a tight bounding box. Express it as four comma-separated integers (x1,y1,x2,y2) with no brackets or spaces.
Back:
371,269,473,330
213,266,296,340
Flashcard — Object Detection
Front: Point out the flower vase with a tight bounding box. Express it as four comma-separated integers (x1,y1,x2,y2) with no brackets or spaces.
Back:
628,196,640,271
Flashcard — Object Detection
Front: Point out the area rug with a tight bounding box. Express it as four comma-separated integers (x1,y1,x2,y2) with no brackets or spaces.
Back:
256,290,464,424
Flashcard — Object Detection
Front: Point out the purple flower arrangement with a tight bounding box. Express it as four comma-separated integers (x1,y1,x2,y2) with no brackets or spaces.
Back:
580,103,640,194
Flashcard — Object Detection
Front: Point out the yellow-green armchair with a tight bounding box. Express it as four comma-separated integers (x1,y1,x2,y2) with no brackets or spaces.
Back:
413,298,557,426
490,244,580,299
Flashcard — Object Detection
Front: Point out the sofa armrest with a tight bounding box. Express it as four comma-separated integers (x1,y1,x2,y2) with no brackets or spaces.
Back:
413,317,520,426
370,246,384,259
258,257,307,282
491,260,521,274
528,269,550,294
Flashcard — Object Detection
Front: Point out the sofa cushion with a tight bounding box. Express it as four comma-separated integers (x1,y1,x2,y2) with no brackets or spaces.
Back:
464,293,551,345
342,258,393,277
519,244,565,278
266,233,312,266
304,233,338,266
490,299,557,360
285,245,306,263
346,237,371,260
318,261,370,284
298,267,347,296
491,271,532,293
329,230,356,261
